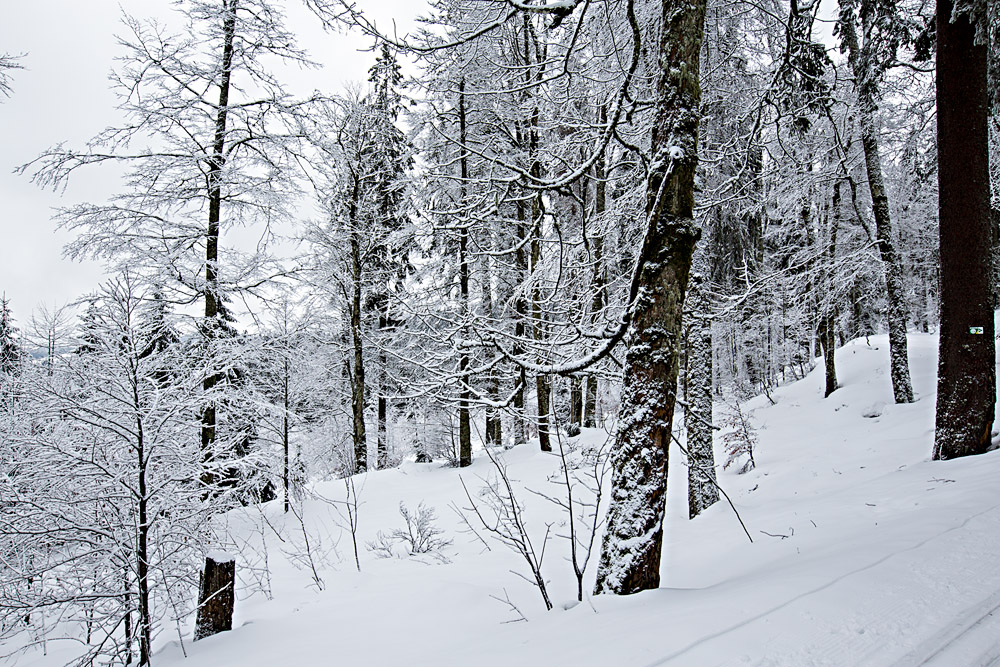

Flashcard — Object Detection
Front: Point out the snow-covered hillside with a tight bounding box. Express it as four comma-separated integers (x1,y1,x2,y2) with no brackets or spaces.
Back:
27,331,1000,667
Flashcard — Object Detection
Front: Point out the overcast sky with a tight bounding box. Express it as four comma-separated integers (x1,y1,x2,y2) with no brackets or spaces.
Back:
0,0,426,326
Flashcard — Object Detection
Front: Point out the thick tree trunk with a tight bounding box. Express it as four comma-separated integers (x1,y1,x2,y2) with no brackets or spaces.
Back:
593,0,707,595
194,554,235,641
685,276,719,519
933,0,995,459
200,0,237,492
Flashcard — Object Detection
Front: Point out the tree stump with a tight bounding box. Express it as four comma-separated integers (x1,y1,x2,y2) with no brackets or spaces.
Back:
194,552,235,640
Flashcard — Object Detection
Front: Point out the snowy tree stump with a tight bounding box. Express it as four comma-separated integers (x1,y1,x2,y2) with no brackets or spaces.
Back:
194,552,235,640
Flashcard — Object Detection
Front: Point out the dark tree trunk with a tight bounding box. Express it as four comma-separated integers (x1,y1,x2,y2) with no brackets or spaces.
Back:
350,214,368,473
594,0,707,595
377,317,388,469
194,554,236,641
283,355,290,513
933,0,995,459
458,79,473,468
685,276,719,519
134,407,151,666
531,220,552,453
822,181,841,398
482,255,502,446
200,0,237,492
513,198,529,446
569,378,583,426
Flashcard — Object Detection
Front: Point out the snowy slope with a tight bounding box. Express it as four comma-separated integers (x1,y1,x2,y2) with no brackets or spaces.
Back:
25,330,1000,667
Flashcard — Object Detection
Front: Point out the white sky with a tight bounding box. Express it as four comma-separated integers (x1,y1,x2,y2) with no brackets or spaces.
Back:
0,0,426,326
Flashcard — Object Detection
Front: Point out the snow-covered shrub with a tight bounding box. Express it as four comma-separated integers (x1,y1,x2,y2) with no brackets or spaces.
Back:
721,399,758,474
367,502,452,562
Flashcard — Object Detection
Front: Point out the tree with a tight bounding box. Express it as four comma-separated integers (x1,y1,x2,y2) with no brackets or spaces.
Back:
0,296,22,378
684,275,720,519
592,0,709,595
836,0,916,404
933,0,995,459
0,275,209,667
24,0,324,492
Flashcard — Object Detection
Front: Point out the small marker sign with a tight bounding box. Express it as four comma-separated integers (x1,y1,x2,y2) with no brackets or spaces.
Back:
970,327,984,335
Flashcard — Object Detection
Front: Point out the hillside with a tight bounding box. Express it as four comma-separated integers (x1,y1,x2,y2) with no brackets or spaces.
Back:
25,331,1000,667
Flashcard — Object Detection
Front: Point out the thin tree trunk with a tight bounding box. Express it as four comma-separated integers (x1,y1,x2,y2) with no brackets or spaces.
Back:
584,111,607,429
377,315,388,469
200,0,237,491
482,255,502,445
822,181,841,397
594,0,707,595
513,198,529,446
134,405,151,666
350,196,368,473
933,0,995,459
458,79,473,468
283,355,290,512
842,10,913,403
685,276,719,519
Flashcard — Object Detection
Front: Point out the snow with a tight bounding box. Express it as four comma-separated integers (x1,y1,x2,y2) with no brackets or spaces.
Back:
19,329,1000,666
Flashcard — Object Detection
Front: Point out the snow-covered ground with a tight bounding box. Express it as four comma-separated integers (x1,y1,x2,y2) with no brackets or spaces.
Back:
26,330,1000,666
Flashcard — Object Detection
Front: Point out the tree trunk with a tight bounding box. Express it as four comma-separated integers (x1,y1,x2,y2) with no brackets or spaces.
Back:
283,355,290,513
200,0,237,492
822,181,841,398
482,254,502,446
377,317,388,469
685,276,719,519
135,410,151,666
584,119,607,430
842,9,913,404
593,0,707,595
933,0,995,459
350,217,368,473
513,198,529,446
458,79,473,468
194,554,235,641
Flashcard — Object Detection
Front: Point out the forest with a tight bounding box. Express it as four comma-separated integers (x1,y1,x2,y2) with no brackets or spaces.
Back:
0,0,998,665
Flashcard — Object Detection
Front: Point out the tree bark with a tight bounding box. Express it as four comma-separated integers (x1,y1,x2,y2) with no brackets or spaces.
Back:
594,0,707,595
933,0,995,459
194,554,235,641
684,276,719,519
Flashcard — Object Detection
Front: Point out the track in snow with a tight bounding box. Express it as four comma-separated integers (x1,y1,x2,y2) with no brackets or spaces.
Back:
891,586,1000,667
